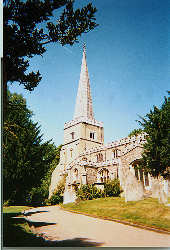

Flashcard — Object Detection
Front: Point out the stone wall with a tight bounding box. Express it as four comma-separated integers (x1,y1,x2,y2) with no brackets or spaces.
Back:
86,167,97,184
121,146,144,166
49,134,148,201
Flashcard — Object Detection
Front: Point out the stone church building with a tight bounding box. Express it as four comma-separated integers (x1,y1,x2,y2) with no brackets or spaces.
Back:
49,48,169,204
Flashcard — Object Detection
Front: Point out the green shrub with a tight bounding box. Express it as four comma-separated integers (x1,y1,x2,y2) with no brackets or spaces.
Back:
47,191,63,205
76,184,105,201
3,191,18,206
104,179,122,197
25,145,62,206
46,175,66,205
76,179,122,201
26,186,46,206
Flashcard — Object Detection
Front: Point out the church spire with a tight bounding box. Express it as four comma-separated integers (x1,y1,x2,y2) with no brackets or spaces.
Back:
73,45,94,120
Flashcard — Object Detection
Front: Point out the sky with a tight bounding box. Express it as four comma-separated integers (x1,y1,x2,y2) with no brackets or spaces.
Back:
9,0,170,147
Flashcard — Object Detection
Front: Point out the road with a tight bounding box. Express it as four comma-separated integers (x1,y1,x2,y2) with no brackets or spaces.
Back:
24,205,170,247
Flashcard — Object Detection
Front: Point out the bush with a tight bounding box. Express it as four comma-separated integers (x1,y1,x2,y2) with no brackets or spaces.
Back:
47,191,63,205
76,179,122,201
24,145,62,206
46,175,66,205
3,191,18,206
76,184,105,201
26,187,47,207
104,179,122,197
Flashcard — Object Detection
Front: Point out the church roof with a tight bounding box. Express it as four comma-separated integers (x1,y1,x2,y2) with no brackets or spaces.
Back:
73,46,94,120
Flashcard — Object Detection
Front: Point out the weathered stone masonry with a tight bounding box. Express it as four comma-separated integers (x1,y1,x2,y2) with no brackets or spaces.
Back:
49,48,169,204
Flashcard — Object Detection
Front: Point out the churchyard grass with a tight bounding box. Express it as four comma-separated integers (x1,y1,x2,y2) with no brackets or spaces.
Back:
3,206,48,247
61,197,170,232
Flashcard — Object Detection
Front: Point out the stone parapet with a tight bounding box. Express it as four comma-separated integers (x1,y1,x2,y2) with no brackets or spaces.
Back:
78,133,146,156
66,158,119,170
77,159,118,167
65,133,146,169
64,117,103,129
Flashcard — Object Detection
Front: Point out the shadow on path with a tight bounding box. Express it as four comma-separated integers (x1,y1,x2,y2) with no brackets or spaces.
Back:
22,210,49,216
4,214,103,247
26,220,56,228
48,237,103,247
11,216,57,228
4,211,103,247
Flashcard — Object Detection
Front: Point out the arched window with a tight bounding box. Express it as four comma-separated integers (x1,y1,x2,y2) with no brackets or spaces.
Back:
106,169,109,180
97,153,103,162
74,168,78,178
99,169,109,183
134,166,139,180
73,168,78,183
90,132,95,139
113,149,118,158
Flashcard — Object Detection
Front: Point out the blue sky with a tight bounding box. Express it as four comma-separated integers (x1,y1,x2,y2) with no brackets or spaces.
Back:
9,0,170,146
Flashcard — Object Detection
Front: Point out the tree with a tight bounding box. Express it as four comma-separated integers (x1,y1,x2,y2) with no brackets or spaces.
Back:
128,128,143,137
28,144,62,206
3,0,98,116
3,91,57,204
138,96,170,179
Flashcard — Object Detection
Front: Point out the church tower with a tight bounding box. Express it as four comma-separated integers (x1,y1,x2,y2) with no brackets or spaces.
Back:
60,46,104,169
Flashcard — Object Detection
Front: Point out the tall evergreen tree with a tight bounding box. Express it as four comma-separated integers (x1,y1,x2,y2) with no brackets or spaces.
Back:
128,128,143,137
3,91,57,204
139,95,170,179
29,144,62,205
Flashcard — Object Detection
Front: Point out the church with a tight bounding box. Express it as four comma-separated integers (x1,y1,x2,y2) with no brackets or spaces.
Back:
49,47,169,204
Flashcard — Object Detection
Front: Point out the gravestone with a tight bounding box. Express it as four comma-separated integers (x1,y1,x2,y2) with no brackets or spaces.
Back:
158,188,168,204
63,189,77,204
63,175,77,204
151,179,160,198
124,171,144,202
151,178,168,204
118,159,144,202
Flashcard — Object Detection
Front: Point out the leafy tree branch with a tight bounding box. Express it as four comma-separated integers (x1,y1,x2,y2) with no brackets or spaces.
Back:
3,0,98,117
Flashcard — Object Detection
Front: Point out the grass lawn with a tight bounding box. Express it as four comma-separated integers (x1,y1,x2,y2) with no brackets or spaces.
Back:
3,206,49,247
61,197,170,232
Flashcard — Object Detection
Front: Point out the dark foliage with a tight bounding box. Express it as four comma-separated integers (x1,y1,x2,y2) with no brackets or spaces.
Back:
128,128,143,137
138,95,170,179
3,91,57,204
26,145,62,206
3,0,98,115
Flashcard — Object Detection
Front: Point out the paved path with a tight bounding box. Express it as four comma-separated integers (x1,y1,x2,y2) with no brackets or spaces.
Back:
24,206,170,247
